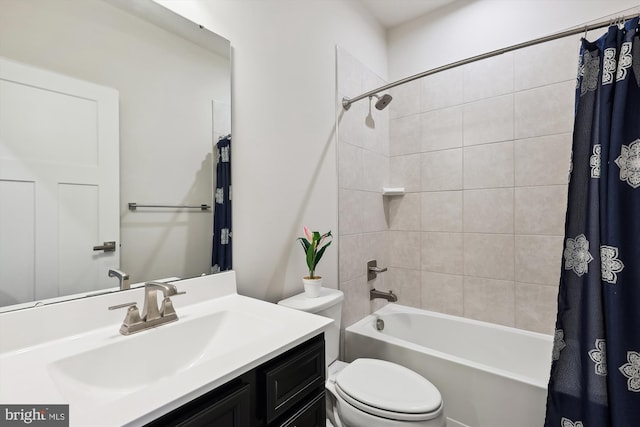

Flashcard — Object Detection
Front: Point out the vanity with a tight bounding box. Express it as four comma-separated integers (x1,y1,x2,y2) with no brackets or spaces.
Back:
146,333,326,427
0,272,332,426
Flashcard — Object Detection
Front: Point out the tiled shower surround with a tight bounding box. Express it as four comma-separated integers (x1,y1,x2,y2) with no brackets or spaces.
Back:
337,35,580,335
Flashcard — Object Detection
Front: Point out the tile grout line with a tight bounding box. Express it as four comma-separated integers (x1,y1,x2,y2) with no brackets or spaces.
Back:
461,64,466,319
512,52,517,329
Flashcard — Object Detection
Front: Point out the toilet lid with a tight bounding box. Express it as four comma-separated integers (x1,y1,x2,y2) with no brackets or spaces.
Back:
335,358,442,417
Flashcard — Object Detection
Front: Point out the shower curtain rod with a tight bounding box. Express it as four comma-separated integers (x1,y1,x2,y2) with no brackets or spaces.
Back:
342,12,639,110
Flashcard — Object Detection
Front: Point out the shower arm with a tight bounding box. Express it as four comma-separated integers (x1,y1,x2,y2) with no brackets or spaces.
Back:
341,11,639,111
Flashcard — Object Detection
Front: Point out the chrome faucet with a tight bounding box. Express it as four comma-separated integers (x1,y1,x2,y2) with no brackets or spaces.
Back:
108,281,185,335
370,288,398,302
108,269,130,290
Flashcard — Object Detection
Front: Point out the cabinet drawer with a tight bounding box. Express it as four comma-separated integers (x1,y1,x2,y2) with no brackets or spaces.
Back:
146,381,251,427
261,335,325,423
176,383,250,427
275,390,325,427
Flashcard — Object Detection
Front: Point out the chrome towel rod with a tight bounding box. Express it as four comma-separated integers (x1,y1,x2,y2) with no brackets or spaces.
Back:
128,203,210,211
342,11,639,110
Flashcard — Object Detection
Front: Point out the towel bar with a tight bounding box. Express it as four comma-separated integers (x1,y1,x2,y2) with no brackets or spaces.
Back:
128,203,210,211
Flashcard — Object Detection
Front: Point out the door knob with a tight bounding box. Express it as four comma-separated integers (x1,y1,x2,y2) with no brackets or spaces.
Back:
93,241,116,252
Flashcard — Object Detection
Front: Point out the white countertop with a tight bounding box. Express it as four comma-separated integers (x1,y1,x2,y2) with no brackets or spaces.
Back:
0,272,332,426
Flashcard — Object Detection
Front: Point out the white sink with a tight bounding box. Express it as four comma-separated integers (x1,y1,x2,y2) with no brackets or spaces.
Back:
48,310,277,405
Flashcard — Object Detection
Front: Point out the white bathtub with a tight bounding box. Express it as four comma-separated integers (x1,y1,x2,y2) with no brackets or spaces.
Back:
344,304,553,427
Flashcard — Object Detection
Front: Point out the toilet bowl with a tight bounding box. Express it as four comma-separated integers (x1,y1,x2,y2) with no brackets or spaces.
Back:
278,288,446,427
326,359,445,427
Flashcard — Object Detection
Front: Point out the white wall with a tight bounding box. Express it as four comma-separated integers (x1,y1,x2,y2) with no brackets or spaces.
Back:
158,0,388,301
389,0,640,80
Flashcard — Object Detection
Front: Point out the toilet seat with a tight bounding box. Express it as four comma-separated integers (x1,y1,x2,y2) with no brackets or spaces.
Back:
334,358,443,422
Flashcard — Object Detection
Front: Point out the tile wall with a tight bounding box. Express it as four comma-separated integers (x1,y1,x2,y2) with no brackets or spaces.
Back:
337,35,579,335
337,47,390,332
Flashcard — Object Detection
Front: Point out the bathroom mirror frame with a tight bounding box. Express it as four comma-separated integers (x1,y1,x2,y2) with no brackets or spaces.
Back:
0,0,231,312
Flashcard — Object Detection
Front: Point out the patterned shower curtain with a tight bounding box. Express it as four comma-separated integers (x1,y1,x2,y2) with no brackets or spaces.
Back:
544,17,640,427
211,135,232,273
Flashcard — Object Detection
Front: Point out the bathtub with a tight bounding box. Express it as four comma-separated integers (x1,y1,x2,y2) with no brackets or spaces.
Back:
344,304,553,427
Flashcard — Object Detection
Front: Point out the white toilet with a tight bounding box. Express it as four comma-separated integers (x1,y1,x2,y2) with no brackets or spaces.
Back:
278,288,446,427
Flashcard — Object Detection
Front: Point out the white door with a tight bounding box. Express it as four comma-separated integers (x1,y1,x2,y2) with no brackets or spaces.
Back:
0,57,119,305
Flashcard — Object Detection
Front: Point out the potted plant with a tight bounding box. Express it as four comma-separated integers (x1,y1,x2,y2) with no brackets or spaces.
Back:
297,226,332,297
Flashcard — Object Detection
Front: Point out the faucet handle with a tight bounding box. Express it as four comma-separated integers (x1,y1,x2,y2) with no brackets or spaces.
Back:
108,302,143,331
161,297,177,317
108,302,137,310
367,260,388,281
159,290,185,317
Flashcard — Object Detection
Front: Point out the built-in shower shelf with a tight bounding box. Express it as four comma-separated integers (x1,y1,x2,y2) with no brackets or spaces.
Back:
382,187,405,196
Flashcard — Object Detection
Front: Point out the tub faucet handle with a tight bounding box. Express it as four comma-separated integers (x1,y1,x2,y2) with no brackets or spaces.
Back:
367,260,388,281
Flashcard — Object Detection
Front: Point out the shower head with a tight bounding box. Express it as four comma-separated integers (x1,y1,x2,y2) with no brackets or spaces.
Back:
372,93,393,110
342,92,393,111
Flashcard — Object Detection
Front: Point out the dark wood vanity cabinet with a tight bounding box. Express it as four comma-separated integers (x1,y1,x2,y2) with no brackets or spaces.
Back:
260,334,325,425
145,334,325,427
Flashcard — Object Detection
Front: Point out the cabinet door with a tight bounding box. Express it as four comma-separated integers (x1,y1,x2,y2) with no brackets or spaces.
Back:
261,336,325,423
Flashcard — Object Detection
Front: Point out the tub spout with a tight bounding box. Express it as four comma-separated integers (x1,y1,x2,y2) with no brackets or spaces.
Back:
370,288,397,302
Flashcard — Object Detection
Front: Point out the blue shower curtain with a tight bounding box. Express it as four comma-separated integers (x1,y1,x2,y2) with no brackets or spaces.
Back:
211,135,232,273
545,17,640,427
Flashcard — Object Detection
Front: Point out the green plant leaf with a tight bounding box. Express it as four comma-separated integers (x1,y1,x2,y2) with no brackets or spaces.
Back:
298,230,332,277
298,238,310,253
313,240,332,267
306,242,315,272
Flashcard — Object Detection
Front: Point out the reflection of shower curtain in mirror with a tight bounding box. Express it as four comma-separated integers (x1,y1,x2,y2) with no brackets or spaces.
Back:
212,135,231,273
545,17,640,427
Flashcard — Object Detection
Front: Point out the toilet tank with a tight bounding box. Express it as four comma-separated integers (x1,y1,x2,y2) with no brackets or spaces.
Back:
278,288,343,364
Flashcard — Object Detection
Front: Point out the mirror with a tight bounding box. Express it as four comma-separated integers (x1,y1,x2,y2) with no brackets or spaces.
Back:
0,0,231,311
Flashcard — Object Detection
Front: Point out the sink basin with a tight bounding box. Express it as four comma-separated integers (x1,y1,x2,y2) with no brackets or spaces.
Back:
48,310,277,404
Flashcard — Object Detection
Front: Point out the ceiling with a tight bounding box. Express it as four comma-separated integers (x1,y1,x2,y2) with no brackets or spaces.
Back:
358,0,458,28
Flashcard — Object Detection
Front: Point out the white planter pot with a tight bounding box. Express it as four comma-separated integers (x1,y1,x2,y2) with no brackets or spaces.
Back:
302,277,323,298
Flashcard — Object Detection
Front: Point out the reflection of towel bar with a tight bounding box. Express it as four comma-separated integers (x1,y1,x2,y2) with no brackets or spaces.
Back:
128,203,210,211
